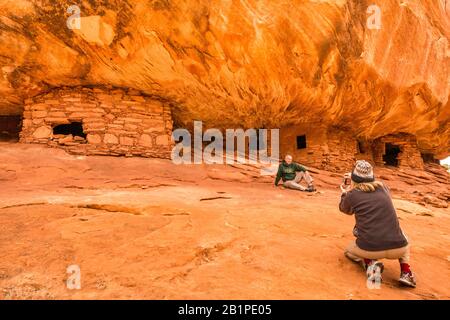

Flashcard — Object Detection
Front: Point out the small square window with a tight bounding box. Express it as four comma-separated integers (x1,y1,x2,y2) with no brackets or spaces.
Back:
53,122,86,139
296,135,307,149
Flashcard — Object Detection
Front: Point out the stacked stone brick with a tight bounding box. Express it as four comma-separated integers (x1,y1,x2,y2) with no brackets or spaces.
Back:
280,125,357,172
373,133,424,170
18,87,428,171
322,129,359,172
280,124,425,172
20,87,173,158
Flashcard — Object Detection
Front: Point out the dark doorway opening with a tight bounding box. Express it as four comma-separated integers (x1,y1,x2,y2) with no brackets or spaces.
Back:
296,135,307,149
0,115,22,141
421,153,438,164
357,141,366,154
383,143,401,166
53,122,86,138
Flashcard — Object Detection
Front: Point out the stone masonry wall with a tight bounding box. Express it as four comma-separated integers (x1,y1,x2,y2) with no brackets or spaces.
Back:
280,125,357,172
373,133,424,170
280,125,425,171
280,124,327,169
20,87,173,158
324,128,358,172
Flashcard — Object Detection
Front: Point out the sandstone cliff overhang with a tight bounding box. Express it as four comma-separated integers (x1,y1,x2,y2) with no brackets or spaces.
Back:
0,0,448,159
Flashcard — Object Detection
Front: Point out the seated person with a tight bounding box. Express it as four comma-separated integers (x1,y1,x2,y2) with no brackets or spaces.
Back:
274,155,315,192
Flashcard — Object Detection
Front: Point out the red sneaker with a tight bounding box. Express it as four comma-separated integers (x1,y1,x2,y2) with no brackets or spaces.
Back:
399,271,416,288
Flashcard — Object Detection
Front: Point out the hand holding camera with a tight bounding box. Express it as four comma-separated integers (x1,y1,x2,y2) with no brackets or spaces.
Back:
340,172,351,193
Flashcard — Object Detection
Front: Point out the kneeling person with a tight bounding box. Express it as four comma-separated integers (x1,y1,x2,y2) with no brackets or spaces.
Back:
339,160,416,288
275,155,315,192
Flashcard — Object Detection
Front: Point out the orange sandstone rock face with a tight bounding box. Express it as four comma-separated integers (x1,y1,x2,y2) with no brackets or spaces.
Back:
0,1,448,158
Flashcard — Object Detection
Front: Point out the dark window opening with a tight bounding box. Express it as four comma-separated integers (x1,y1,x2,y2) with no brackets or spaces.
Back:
357,141,366,154
53,122,86,138
421,153,438,164
296,135,307,149
383,143,401,167
0,115,22,141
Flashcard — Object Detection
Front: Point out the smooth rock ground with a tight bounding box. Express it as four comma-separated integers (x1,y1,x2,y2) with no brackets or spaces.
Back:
0,142,449,299
0,1,449,158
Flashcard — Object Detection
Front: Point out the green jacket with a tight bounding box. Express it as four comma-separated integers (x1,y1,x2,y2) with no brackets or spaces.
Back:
275,161,307,185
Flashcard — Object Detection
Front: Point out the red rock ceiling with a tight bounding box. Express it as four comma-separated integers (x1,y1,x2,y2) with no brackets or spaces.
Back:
0,0,448,157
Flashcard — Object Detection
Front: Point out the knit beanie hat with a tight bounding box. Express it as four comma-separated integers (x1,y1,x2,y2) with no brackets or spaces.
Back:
351,160,375,183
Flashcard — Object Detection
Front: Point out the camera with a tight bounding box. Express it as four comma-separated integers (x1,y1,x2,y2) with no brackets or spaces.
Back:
343,172,351,186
